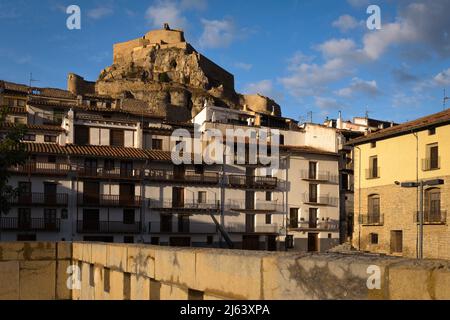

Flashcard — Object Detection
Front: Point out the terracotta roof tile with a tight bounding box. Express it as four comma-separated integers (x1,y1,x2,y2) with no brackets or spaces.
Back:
0,123,65,132
0,106,27,114
348,108,450,145
280,145,338,156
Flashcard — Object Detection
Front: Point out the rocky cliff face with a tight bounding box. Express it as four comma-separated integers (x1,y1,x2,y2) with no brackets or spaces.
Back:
95,29,281,122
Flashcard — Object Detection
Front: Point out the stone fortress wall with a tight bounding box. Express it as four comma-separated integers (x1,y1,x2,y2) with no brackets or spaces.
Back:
0,242,449,300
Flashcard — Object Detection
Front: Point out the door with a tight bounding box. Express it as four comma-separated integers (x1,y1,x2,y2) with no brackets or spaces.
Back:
245,214,255,233
245,191,255,210
173,165,185,180
120,161,133,178
18,208,31,230
309,208,318,228
172,187,184,207
307,233,319,252
242,235,260,250
289,208,299,228
120,184,135,206
267,235,277,251
44,183,57,205
83,209,100,232
18,182,31,204
84,182,100,205
309,184,318,203
85,159,98,176
309,162,317,179
161,215,172,233
44,209,57,230
178,215,190,233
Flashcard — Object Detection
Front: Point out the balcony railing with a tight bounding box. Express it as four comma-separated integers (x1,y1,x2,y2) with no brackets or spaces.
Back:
8,193,68,206
225,223,281,234
77,167,144,180
227,175,278,189
290,219,339,231
300,170,339,183
145,169,220,184
422,157,441,171
76,220,141,234
226,200,285,213
414,210,447,225
8,162,72,176
0,217,61,232
359,214,384,226
366,167,380,179
148,222,219,234
302,193,338,206
149,200,221,212
77,194,142,207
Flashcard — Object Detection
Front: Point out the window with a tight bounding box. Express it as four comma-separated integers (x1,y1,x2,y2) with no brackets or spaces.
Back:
309,162,317,179
370,141,377,148
23,134,36,142
44,135,57,143
48,155,56,163
265,192,272,201
44,209,57,226
368,156,379,178
89,264,95,287
390,230,403,253
425,144,439,170
370,233,379,244
309,184,318,203
309,208,318,228
18,208,31,229
279,134,285,146
342,173,349,190
425,188,441,222
194,165,205,175
75,125,89,146
207,236,213,245
123,209,135,225
198,191,207,204
110,129,124,147
428,127,436,135
289,208,299,228
368,195,380,224
265,214,272,224
152,139,163,150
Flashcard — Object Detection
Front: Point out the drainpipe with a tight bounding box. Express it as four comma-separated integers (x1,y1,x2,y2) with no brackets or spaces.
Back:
412,131,419,259
354,145,362,251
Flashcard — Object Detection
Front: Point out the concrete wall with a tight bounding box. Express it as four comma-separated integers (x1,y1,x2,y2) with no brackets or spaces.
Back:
1,242,450,300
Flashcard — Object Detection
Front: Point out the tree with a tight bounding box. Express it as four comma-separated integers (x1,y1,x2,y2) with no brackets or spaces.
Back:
0,109,27,215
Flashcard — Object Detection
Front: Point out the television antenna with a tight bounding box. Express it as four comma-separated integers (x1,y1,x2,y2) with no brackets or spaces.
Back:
28,72,39,88
443,89,449,110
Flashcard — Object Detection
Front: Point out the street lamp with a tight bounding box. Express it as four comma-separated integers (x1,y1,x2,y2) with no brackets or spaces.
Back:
395,179,444,259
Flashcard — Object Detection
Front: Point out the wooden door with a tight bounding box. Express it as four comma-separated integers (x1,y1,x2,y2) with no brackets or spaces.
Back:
307,233,319,252
84,182,100,205
242,235,260,250
172,187,184,207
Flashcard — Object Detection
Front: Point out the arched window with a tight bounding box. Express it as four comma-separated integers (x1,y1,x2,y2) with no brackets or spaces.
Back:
425,188,441,222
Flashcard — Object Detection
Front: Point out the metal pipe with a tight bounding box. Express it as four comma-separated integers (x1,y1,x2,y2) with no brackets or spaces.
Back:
419,180,424,259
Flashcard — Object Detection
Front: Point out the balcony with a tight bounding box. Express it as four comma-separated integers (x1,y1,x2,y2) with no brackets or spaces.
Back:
366,167,380,179
8,193,68,206
149,200,221,214
0,217,61,232
359,214,384,226
422,157,441,171
227,200,285,213
8,162,71,176
289,219,339,231
77,194,142,208
76,220,141,234
148,222,219,234
300,171,339,184
77,167,143,180
414,210,447,225
227,175,278,189
302,194,338,207
146,169,220,185
226,223,281,234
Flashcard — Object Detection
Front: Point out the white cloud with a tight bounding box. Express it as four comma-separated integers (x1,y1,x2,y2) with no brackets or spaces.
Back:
244,80,283,101
314,97,342,111
433,68,450,86
317,38,357,58
199,18,239,49
145,1,187,29
234,62,252,71
347,0,369,8
336,77,379,97
87,7,114,20
332,15,359,32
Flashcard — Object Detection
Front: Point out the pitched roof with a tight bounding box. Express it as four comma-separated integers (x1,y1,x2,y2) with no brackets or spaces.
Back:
22,143,173,161
0,106,27,114
1,81,29,94
0,123,65,132
348,108,450,145
280,145,338,156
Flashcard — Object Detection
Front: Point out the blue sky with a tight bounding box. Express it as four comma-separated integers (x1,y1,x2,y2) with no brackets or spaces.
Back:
1,0,450,124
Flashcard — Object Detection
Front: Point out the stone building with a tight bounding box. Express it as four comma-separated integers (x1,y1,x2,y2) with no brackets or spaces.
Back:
348,109,450,260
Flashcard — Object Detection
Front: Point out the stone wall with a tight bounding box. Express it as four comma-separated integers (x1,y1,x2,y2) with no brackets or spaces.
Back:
1,242,449,300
